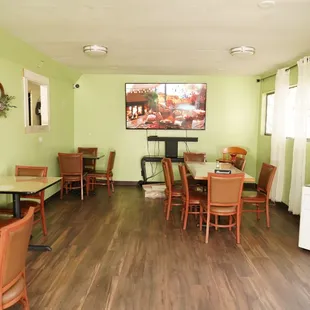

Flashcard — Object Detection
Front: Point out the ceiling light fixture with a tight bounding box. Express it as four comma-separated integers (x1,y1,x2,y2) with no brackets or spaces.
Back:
83,45,108,56
229,46,256,56
257,0,276,9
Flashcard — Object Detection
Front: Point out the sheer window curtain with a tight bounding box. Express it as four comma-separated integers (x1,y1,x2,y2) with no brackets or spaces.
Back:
270,69,290,202
289,56,310,215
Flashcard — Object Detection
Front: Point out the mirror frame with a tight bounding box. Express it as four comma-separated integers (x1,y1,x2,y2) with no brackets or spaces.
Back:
23,69,50,133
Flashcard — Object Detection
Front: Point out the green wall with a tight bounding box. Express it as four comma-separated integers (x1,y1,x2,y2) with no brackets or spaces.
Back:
0,28,81,202
74,75,260,182
256,66,310,205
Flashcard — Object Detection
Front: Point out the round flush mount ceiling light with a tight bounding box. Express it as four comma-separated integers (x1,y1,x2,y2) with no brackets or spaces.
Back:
83,45,108,56
229,46,256,56
257,0,276,9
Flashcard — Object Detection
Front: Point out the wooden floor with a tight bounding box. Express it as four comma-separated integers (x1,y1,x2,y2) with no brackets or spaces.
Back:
12,186,310,310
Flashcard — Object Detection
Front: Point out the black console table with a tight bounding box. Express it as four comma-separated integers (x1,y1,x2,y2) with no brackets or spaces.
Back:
138,136,199,185
139,156,184,185
147,136,198,158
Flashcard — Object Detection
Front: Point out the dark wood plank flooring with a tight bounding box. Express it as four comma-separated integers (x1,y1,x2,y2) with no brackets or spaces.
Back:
12,186,310,309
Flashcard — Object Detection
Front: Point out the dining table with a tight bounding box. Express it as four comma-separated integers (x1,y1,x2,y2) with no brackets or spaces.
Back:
185,161,255,183
0,175,62,251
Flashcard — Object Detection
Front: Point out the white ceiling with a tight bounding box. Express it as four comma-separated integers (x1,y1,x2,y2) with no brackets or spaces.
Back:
1,0,310,76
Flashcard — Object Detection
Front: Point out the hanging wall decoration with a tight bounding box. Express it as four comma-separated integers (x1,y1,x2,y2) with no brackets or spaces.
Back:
0,82,16,118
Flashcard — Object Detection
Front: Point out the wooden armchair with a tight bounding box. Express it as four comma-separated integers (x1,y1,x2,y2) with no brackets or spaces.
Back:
218,147,247,164
0,207,34,309
58,153,85,200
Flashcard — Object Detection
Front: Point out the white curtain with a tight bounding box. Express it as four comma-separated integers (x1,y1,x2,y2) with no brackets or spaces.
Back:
289,56,310,215
270,68,290,202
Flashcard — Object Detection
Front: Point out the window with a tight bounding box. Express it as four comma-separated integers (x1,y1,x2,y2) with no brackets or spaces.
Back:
23,69,50,133
265,86,298,137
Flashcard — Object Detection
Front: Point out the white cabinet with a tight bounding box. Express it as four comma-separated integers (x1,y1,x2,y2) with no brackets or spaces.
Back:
298,186,310,250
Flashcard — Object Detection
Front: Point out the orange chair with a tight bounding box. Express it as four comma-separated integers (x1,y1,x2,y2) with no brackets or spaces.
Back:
0,207,34,309
183,152,207,190
0,165,48,236
164,157,197,188
178,164,207,230
218,147,247,164
77,147,98,173
58,153,85,200
200,173,244,243
233,157,246,171
164,158,181,187
162,159,182,220
241,163,277,228
183,152,206,162
86,151,116,197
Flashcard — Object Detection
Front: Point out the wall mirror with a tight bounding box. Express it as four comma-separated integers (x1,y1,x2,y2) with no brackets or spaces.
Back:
23,69,50,133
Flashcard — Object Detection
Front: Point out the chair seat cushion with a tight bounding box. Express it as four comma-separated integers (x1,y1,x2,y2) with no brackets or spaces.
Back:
242,190,266,202
210,206,236,213
2,277,25,305
189,191,207,205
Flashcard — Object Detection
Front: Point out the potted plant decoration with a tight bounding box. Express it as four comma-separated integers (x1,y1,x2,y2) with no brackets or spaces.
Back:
0,83,16,118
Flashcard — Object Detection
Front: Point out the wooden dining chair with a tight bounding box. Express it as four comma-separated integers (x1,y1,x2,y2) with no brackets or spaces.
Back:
77,147,98,172
233,157,246,171
241,163,277,228
58,153,85,200
0,207,34,309
183,152,206,162
164,157,196,188
218,147,247,164
162,159,182,220
183,152,207,190
86,151,116,197
178,164,207,230
200,173,244,243
0,165,48,236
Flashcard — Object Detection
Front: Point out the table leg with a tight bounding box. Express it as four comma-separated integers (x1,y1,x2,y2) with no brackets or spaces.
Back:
12,193,21,218
12,193,52,252
141,157,147,183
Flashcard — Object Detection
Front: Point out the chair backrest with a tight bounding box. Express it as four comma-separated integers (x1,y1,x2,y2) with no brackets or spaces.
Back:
58,153,83,176
222,146,247,161
208,173,244,206
233,157,246,171
162,160,172,194
162,158,176,185
16,165,48,200
178,164,190,201
183,152,206,162
106,151,116,174
0,207,34,300
77,147,98,172
257,163,277,197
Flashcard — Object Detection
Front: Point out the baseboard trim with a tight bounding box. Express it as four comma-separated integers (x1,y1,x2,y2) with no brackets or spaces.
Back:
45,182,137,203
114,181,137,186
